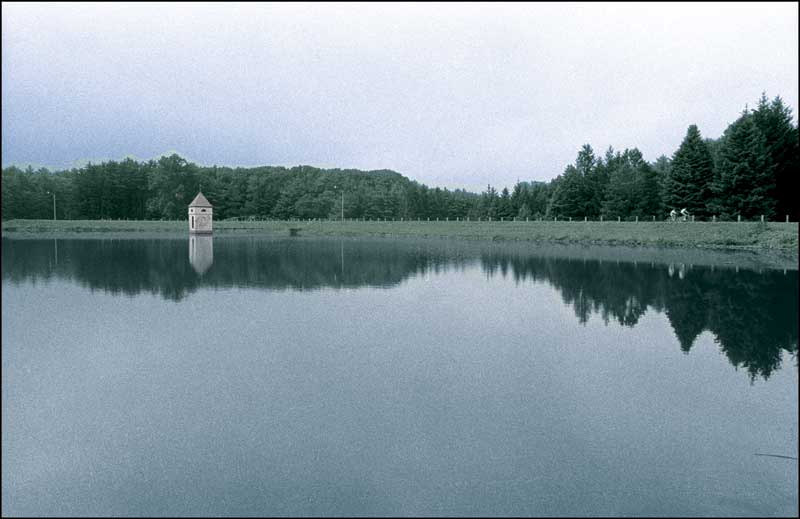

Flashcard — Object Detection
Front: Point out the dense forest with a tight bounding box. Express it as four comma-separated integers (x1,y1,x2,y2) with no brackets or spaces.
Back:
2,94,797,222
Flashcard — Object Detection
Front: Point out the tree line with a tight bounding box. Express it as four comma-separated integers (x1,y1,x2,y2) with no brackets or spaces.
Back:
2,93,797,222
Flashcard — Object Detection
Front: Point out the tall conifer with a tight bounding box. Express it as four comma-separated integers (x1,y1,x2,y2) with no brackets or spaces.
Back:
664,125,715,218
711,111,776,219
751,94,799,220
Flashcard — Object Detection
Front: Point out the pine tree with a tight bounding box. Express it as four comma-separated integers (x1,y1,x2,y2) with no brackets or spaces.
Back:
482,184,498,218
548,165,583,218
651,155,671,217
635,160,662,218
548,145,597,218
711,111,776,220
751,94,799,221
664,125,716,218
602,156,636,218
498,187,512,218
517,202,532,220
601,148,659,219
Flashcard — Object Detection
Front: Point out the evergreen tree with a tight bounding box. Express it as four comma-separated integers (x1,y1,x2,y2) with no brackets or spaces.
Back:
751,94,799,221
575,144,600,217
498,187,512,218
585,147,613,218
527,181,551,218
517,202,532,220
548,165,582,218
635,159,662,218
711,110,776,220
651,155,671,217
664,125,715,218
548,145,597,218
602,150,637,218
482,184,498,219
601,149,653,218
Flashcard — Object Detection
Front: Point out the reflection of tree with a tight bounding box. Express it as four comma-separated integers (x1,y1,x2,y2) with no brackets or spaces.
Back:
662,271,710,353
3,238,200,301
3,237,797,380
482,255,658,326
1,237,466,301
478,252,797,380
703,270,798,380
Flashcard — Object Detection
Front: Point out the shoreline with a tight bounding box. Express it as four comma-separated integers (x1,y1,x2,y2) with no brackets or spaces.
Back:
2,219,797,251
3,220,797,271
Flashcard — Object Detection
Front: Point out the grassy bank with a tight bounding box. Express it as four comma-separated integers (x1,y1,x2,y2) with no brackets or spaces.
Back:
2,218,798,250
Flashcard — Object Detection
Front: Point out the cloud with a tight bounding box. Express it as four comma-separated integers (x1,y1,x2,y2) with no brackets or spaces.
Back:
3,2,797,190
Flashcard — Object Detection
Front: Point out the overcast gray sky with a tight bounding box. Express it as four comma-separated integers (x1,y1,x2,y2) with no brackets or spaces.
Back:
2,2,797,192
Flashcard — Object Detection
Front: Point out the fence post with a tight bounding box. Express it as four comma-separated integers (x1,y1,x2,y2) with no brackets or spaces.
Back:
712,215,716,223
635,216,638,223
761,215,764,223
738,215,741,222
584,216,587,222
617,216,620,222
787,215,790,223
691,215,695,222
600,215,603,222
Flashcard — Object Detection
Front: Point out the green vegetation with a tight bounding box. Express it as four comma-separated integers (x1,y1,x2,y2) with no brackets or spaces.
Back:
3,219,797,250
2,93,797,223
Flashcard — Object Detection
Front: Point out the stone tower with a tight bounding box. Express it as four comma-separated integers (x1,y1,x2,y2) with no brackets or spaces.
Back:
189,192,213,234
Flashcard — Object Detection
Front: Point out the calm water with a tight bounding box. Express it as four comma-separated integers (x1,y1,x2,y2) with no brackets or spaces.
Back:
2,235,797,517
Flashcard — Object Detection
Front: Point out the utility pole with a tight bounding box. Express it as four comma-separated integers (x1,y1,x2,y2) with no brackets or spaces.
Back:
47,191,56,220
334,185,344,221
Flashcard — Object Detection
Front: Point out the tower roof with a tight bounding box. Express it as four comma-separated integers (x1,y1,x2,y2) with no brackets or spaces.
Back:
189,192,212,208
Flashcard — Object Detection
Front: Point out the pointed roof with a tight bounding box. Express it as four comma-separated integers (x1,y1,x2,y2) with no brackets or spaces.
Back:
189,192,212,208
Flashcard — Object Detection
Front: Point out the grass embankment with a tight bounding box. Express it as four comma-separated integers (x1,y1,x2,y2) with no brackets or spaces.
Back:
2,218,798,250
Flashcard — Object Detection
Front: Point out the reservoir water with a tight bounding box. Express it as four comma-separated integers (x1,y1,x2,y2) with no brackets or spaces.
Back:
2,235,797,517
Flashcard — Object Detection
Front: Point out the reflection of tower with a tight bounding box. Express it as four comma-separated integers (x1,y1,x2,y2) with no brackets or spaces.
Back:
189,235,214,275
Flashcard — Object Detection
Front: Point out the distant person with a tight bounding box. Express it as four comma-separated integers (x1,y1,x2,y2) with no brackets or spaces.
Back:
681,208,689,222
669,209,677,222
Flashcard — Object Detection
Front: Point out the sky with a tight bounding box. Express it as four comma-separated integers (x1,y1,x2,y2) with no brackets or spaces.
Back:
2,2,798,192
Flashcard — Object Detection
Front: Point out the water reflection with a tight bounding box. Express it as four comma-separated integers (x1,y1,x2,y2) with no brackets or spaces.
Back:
2,236,797,380
189,235,213,275
477,249,798,380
